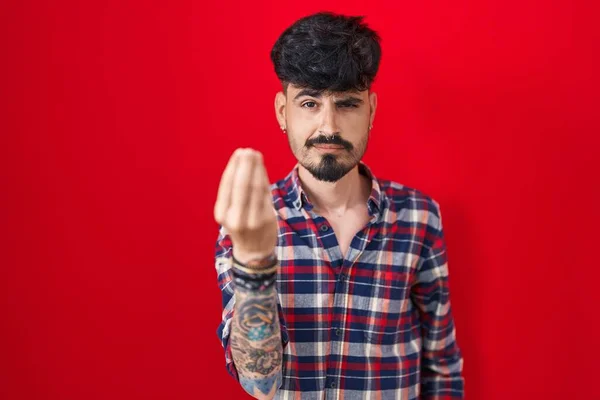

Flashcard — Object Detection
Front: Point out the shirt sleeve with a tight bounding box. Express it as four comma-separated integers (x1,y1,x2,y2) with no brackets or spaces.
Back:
214,224,289,381
411,199,465,399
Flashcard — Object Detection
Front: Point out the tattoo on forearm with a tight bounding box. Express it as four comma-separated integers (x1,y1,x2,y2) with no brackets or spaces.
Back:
232,337,282,375
231,285,284,396
239,374,282,397
237,293,277,341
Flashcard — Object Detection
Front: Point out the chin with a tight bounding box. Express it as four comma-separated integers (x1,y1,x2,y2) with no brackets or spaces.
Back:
303,154,356,183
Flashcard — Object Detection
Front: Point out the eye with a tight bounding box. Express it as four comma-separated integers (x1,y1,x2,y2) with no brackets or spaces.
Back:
301,101,317,108
339,103,359,108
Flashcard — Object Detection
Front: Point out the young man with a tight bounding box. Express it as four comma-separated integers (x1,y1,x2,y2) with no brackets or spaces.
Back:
214,12,464,400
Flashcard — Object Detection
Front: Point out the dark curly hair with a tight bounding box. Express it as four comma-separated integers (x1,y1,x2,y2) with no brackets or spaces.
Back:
270,12,382,93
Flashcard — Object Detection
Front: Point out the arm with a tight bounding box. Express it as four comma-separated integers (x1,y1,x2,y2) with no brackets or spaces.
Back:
213,148,287,399
411,199,465,399
215,227,289,399
231,274,283,399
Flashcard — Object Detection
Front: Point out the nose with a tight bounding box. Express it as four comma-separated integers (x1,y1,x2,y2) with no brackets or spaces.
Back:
318,102,340,137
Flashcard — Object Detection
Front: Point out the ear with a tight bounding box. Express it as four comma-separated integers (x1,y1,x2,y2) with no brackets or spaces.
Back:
368,91,377,128
274,91,287,130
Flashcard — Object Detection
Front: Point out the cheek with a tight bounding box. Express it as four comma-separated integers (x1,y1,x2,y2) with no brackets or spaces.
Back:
343,111,370,126
286,131,307,153
288,108,319,127
287,125,316,147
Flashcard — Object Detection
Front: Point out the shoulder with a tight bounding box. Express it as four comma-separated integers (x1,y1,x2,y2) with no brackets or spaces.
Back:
378,178,442,229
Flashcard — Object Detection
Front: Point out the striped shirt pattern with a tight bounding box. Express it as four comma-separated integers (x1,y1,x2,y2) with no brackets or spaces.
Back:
215,161,464,399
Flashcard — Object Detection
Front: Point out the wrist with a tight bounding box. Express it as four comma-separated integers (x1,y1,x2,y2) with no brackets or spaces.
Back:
231,266,277,292
232,249,277,268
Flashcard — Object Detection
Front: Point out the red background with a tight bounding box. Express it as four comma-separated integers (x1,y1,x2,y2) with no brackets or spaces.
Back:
1,1,598,399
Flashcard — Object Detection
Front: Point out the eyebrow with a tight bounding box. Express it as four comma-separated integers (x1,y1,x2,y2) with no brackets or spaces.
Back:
293,89,364,105
294,88,324,100
335,97,363,106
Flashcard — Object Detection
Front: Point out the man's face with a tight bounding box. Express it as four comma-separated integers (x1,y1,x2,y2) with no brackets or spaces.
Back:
275,84,377,182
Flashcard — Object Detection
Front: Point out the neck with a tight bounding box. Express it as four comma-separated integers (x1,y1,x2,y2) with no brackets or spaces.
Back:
298,163,370,216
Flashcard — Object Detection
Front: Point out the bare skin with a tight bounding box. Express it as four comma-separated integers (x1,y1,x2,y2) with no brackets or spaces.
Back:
307,169,373,257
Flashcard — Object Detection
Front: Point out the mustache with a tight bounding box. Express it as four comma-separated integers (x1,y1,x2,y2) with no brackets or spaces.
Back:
306,135,353,150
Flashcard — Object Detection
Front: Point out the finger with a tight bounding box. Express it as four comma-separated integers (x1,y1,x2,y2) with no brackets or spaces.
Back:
263,185,276,217
214,148,242,223
228,149,256,229
247,152,267,228
256,155,271,190
257,159,276,216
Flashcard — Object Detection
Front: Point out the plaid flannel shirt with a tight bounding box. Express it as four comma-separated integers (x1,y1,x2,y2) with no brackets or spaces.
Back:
215,161,464,399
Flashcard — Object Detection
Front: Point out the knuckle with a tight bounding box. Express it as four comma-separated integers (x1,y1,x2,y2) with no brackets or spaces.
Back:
227,218,240,232
227,222,240,233
227,217,245,233
213,204,223,220
246,220,258,230
250,181,263,191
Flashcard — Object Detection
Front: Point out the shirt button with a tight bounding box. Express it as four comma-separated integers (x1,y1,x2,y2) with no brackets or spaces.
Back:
339,274,346,282
330,381,336,388
320,224,329,232
335,328,342,336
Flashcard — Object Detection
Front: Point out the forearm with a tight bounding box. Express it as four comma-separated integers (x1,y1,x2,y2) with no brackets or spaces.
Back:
230,283,283,399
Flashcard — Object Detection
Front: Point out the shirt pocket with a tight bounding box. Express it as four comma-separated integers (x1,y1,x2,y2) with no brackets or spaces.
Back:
359,252,415,347
359,288,405,347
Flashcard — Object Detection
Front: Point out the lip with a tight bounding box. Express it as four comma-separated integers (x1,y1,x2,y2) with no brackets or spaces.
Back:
313,144,345,152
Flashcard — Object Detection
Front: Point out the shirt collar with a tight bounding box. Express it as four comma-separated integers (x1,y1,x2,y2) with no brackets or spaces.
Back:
284,161,384,217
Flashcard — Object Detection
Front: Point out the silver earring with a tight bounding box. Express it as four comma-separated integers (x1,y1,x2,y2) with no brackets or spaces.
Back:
281,126,287,133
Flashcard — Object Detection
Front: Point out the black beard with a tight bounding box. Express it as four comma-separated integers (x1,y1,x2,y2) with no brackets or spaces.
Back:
304,154,354,182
